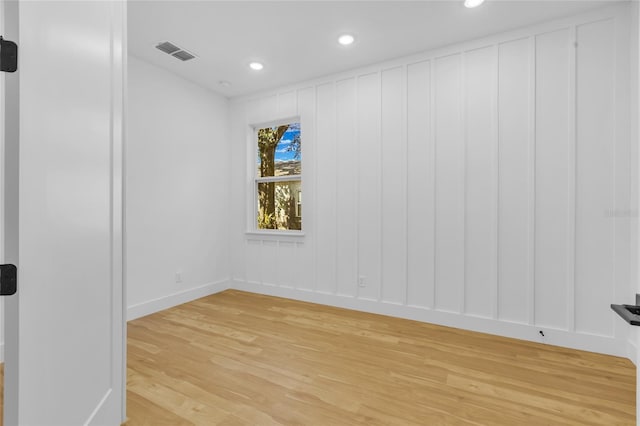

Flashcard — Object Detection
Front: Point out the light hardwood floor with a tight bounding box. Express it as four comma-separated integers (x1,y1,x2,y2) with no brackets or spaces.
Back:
0,290,634,425
125,290,635,425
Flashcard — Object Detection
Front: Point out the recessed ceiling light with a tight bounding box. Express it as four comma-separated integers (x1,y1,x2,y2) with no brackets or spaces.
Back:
338,34,355,46
249,62,264,71
464,0,485,8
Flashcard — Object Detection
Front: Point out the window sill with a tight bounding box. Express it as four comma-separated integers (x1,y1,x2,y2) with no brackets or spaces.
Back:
245,230,305,241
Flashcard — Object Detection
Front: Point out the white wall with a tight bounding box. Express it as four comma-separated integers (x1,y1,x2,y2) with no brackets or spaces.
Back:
126,56,231,320
230,4,634,357
632,0,640,419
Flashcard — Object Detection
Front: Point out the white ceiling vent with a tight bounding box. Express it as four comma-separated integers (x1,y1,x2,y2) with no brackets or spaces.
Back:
155,41,197,62
172,50,196,62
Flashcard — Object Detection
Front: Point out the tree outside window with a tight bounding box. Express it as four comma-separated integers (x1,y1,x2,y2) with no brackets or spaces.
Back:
256,122,301,231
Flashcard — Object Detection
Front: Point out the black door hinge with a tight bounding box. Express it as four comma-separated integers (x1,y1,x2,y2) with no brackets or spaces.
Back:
0,36,18,73
0,264,17,295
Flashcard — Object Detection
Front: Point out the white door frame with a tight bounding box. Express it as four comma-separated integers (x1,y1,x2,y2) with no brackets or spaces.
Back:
2,1,20,423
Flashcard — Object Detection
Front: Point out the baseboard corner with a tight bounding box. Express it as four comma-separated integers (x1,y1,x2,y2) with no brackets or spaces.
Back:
127,278,231,321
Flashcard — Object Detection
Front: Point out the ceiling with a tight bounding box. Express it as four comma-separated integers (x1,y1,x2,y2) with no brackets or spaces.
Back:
128,0,619,98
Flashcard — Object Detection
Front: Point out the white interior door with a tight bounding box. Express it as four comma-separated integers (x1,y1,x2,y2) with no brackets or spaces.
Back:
2,1,126,424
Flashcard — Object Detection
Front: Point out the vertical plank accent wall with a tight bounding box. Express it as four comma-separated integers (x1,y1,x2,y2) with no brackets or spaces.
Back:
230,5,633,357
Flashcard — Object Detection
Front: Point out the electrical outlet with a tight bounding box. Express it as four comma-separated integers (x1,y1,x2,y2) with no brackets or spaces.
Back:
175,271,182,283
358,275,366,287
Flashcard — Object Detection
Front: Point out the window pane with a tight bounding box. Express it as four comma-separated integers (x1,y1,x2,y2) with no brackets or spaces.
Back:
257,180,302,230
257,122,301,177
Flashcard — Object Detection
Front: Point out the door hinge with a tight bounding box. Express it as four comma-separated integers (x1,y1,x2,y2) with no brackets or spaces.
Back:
0,264,17,295
0,36,18,73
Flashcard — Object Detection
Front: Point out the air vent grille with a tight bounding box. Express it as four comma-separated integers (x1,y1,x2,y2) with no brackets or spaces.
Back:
155,41,197,62
155,41,180,55
172,50,196,62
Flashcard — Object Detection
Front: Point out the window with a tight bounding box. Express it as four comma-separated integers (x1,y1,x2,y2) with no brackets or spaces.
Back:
255,121,302,231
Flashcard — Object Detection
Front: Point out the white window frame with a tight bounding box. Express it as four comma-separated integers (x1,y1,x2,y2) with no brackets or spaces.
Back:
247,117,304,238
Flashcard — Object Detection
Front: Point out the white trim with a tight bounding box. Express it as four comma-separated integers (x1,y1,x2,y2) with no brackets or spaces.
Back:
251,116,301,130
0,0,5,368
84,389,112,426
0,0,5,265
120,0,129,421
245,230,305,240
566,26,577,333
2,1,19,423
251,118,304,233
232,279,628,358
627,338,637,366
527,34,537,326
256,175,301,184
111,1,127,423
126,279,231,321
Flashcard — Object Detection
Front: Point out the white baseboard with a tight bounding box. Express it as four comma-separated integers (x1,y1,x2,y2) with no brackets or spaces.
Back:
627,339,638,365
127,279,231,321
124,277,629,360
232,279,628,359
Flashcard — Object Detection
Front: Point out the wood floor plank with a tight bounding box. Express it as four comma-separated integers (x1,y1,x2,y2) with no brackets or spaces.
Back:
127,389,195,426
124,290,635,425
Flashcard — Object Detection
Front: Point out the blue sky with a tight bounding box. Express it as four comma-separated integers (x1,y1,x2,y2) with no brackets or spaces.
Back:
275,124,300,163
256,123,301,170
